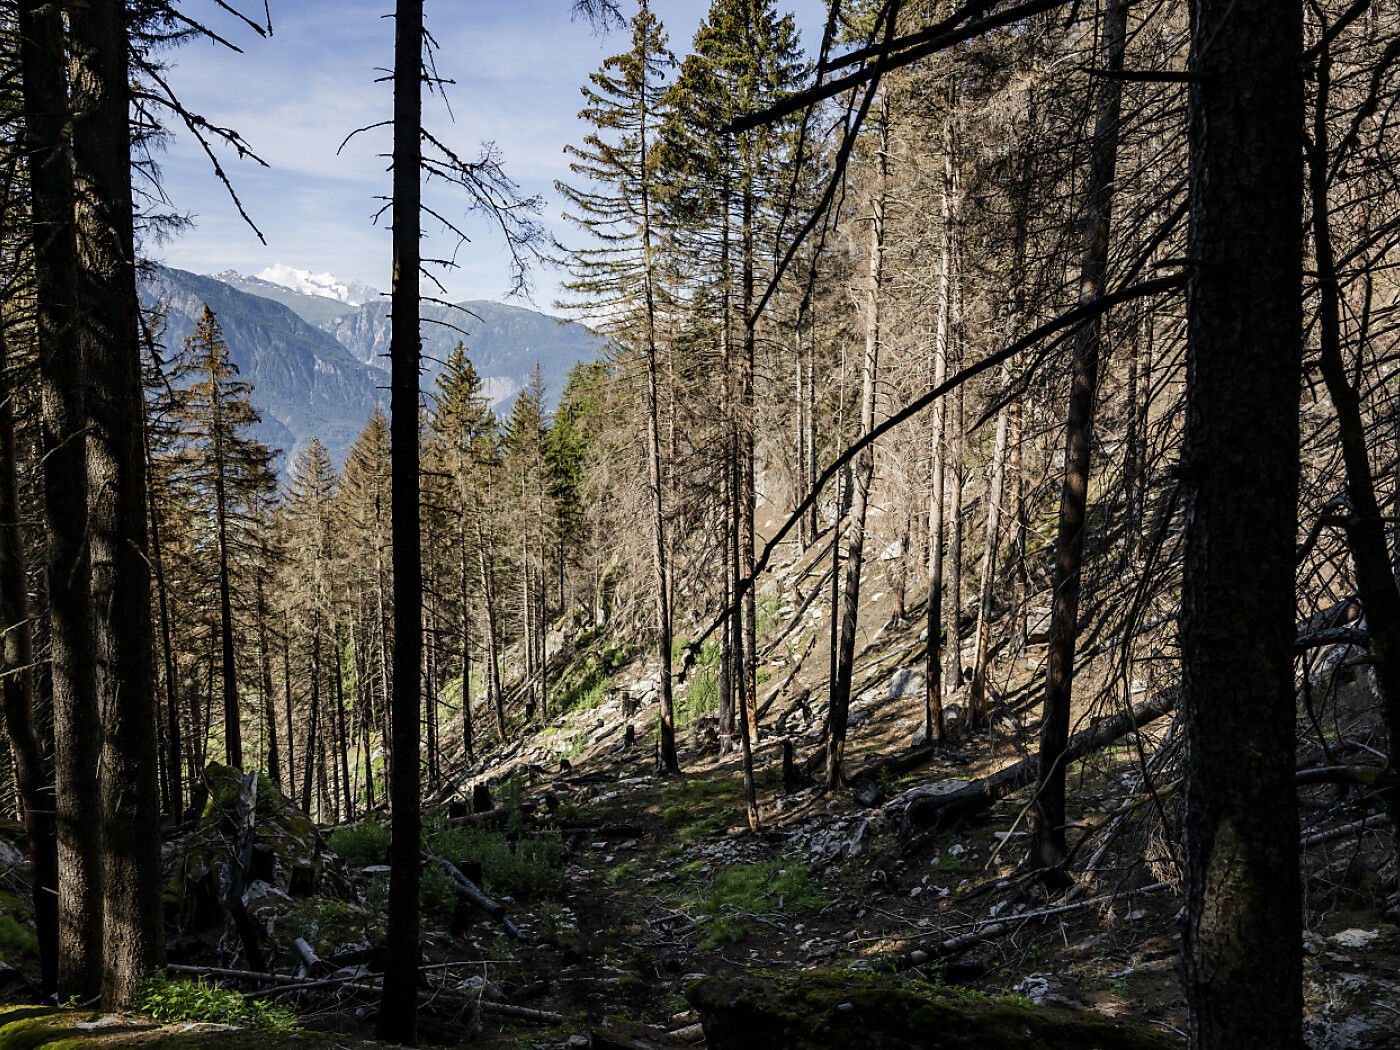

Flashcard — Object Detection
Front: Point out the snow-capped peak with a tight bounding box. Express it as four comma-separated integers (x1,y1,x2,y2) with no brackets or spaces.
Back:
255,264,380,306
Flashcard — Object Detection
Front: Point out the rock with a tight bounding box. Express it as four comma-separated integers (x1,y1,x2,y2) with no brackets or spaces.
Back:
888,669,925,700
686,972,1182,1050
852,777,887,808
1026,606,1053,644
1331,929,1379,950
1305,971,1400,1049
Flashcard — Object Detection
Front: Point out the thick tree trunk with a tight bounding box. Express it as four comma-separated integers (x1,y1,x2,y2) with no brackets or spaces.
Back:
925,109,953,746
1180,0,1303,1045
1031,0,1127,883
73,0,166,1003
380,0,424,1035
19,0,105,1001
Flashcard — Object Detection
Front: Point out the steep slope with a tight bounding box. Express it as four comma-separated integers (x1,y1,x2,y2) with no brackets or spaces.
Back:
323,298,601,408
142,266,389,468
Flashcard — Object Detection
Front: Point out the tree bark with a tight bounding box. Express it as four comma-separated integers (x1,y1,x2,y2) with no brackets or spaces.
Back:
0,312,60,998
1180,0,1303,1044
1307,37,1400,875
380,0,424,1036
828,98,887,790
19,0,105,1001
1031,0,1127,883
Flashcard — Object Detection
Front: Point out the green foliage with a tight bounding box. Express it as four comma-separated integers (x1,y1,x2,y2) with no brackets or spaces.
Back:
136,977,300,1033
420,863,457,919
428,824,563,899
366,872,390,913
0,916,37,961
694,859,822,950
677,639,720,727
326,819,390,866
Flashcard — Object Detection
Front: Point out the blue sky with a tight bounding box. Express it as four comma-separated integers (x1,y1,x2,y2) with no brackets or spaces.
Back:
150,0,826,312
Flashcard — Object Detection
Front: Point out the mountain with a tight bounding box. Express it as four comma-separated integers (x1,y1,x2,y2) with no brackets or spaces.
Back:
256,264,380,306
142,267,389,468
323,299,601,408
209,270,358,327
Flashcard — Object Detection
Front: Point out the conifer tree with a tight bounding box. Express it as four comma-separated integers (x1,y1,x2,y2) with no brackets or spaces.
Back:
558,0,680,770
169,305,276,770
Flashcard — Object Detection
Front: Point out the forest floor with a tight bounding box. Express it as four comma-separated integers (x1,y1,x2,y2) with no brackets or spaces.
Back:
1,542,1398,1048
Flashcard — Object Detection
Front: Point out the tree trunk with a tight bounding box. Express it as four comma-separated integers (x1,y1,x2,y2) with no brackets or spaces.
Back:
258,573,281,789
0,313,60,998
302,622,320,816
19,0,105,1001
828,98,886,790
334,624,353,822
380,0,424,1035
1031,0,1127,883
458,497,474,762
1307,39,1400,874
925,99,954,746
1180,0,1303,1044
74,0,167,981
146,436,183,817
969,367,1010,719
282,609,296,799
475,518,506,740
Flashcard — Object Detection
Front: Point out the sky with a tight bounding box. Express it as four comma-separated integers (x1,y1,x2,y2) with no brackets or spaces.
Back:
149,0,828,314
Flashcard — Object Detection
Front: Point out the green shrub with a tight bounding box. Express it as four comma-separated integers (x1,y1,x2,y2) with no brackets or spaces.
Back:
136,976,299,1032
327,820,391,866
420,863,456,919
428,824,562,899
697,859,823,949
0,915,37,961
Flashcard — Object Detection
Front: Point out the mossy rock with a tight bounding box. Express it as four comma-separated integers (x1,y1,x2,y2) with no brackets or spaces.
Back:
685,972,1183,1050
169,764,353,930
0,1006,379,1050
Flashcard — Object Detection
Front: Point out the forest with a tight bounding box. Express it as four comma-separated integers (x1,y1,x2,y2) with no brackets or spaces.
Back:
0,0,1391,1047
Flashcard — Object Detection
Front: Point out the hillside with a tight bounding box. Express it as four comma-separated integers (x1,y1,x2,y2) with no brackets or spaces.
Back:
323,298,602,408
142,266,389,467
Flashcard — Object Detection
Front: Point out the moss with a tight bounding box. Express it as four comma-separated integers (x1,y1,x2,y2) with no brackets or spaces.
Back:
686,972,1183,1050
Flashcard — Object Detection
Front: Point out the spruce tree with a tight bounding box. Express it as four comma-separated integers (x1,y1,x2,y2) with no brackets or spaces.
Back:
558,0,681,770
169,305,276,770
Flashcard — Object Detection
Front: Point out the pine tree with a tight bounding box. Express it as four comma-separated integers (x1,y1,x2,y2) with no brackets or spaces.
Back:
558,0,681,770
168,305,277,770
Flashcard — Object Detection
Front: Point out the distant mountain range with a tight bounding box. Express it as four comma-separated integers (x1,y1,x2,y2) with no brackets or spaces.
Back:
141,266,603,471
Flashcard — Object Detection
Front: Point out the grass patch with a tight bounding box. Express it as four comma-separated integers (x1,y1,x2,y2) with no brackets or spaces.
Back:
428,822,563,899
326,819,390,866
698,859,823,949
662,775,740,840
136,976,299,1032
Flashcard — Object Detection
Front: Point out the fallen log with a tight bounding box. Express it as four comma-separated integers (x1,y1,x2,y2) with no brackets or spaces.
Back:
424,853,526,940
756,633,818,722
899,688,1179,832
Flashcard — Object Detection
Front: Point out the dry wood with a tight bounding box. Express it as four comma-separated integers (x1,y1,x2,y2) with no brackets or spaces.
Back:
900,688,1178,831
424,852,526,940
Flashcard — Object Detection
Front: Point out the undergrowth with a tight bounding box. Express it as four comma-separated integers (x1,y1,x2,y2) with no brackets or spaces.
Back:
698,859,823,949
136,976,300,1032
326,819,390,866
